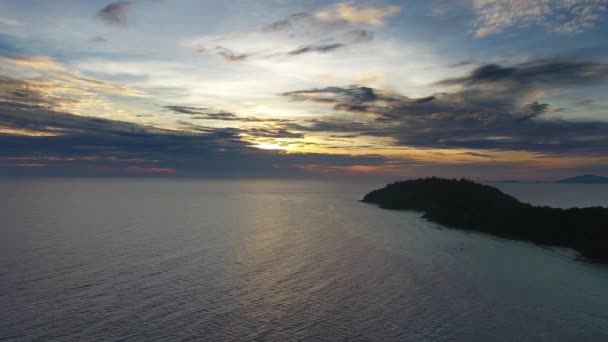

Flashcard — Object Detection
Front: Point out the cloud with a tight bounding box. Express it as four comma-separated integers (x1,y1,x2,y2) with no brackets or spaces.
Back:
575,98,594,105
4,56,145,96
282,85,405,114
163,105,290,124
0,101,388,177
551,0,608,33
472,0,552,37
192,5,379,62
438,59,608,87
3,57,608,178
243,127,304,139
263,13,310,32
97,1,133,27
196,45,256,62
0,64,148,129
196,32,372,62
0,76,63,108
0,103,244,175
0,77,385,177
280,59,608,155
91,36,108,43
449,59,478,68
164,105,209,115
0,17,22,26
212,46,252,62
283,85,379,103
518,101,549,121
197,34,373,62
472,0,608,37
288,43,346,56
436,59,608,102
0,62,400,177
5,55,65,71
282,29,373,57
314,3,401,26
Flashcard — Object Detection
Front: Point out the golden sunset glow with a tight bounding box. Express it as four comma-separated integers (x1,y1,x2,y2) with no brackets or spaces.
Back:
3,3,608,340
0,0,607,179
255,143,287,150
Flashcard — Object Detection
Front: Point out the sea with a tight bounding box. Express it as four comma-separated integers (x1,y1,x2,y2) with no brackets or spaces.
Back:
1,178,607,341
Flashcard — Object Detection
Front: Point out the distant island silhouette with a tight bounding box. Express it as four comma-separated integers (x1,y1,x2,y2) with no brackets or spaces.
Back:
558,174,608,184
362,178,608,263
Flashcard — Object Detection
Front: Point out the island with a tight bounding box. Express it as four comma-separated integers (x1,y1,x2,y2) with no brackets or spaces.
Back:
362,178,608,263
558,174,608,184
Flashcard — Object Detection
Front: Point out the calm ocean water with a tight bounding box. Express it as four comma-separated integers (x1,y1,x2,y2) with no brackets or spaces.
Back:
1,178,607,341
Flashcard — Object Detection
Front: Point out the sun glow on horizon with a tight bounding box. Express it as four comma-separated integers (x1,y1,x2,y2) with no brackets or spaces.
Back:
255,143,286,150
1,0,607,179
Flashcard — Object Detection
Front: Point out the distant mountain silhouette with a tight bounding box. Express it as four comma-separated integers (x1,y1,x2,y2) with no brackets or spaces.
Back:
558,174,608,184
362,178,608,263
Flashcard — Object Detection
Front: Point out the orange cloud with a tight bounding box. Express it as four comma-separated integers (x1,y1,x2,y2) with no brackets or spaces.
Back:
315,3,401,26
3,56,145,97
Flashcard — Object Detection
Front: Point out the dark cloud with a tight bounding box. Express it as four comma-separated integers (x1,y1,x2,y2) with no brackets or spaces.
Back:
449,59,477,68
263,12,311,32
198,112,239,121
199,37,368,61
575,98,594,106
164,105,290,124
288,43,345,56
0,101,166,138
0,102,386,177
176,119,303,139
164,105,209,115
414,96,436,104
197,46,255,62
198,10,375,62
281,59,608,155
517,101,549,121
458,151,494,158
0,77,384,177
0,77,44,104
91,36,108,43
283,86,411,114
213,46,252,62
348,29,375,43
439,60,608,87
97,1,133,27
283,86,379,104
5,56,608,178
0,76,73,108
244,128,304,139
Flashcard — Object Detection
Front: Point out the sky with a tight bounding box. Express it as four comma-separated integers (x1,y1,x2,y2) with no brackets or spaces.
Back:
1,0,608,180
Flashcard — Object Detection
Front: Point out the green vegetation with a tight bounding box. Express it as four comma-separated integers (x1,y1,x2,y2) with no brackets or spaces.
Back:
362,178,608,263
